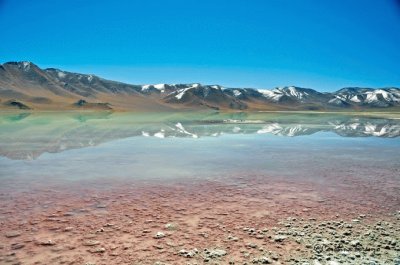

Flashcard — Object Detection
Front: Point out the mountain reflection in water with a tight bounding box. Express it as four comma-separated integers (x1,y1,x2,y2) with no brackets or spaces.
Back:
0,111,399,160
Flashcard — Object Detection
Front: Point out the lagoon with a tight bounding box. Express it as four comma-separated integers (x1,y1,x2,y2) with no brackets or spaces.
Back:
0,112,399,264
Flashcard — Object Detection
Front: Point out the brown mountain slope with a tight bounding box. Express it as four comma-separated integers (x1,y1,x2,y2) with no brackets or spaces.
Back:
0,62,177,111
1,61,399,111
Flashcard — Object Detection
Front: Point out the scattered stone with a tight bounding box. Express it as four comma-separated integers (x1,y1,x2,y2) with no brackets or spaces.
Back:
83,240,100,246
273,235,287,242
206,248,227,258
165,223,178,231
178,248,197,258
246,242,258,248
154,232,165,239
10,243,25,250
252,256,271,264
37,240,56,246
350,240,361,247
63,212,74,216
4,231,21,238
89,247,106,253
227,235,239,241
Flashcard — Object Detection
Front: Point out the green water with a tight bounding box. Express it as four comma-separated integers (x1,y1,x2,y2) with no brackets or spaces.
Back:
0,111,399,190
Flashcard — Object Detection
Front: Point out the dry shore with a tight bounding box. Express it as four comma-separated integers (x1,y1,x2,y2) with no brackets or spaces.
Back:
1,173,399,264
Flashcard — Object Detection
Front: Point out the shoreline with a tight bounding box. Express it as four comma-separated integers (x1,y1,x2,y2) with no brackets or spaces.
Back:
1,175,399,264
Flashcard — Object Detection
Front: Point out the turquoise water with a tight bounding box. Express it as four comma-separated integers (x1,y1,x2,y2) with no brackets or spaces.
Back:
0,112,399,190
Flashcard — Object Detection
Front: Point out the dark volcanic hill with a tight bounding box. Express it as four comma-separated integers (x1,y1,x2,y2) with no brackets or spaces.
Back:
1,61,399,111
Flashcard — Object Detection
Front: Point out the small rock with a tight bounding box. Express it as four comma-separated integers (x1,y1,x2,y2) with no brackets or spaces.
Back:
37,240,56,246
154,232,165,239
83,240,100,246
350,240,361,247
273,235,287,242
178,249,196,258
10,243,25,250
228,235,239,241
258,256,272,264
90,247,105,253
4,231,21,238
165,223,178,231
207,248,227,258
246,242,258,248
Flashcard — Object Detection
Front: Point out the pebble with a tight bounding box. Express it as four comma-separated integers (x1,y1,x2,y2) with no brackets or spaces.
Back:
37,240,56,246
273,235,287,242
165,223,178,230
154,232,165,239
90,247,106,253
10,243,24,250
83,240,100,246
4,231,21,238
205,248,227,258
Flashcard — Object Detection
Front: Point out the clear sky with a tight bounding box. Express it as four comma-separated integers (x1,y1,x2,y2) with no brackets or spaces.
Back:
1,0,399,91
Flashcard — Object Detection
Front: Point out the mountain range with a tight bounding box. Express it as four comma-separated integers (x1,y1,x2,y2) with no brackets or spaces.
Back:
1,61,400,111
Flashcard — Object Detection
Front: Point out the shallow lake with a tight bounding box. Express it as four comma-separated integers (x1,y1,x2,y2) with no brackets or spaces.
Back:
0,111,399,264
1,111,399,185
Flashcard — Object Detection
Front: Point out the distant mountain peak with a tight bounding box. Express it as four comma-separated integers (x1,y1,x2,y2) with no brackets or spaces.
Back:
3,61,36,71
1,61,399,111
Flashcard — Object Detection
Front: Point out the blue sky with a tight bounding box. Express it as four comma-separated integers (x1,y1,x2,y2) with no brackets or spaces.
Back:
1,0,399,91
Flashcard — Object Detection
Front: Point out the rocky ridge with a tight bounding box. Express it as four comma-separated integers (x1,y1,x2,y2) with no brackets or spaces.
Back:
1,61,400,111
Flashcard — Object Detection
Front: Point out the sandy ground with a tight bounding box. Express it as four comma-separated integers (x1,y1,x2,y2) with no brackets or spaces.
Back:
0,173,399,265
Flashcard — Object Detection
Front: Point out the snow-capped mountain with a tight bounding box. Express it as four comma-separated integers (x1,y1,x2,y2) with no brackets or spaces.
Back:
162,83,247,110
1,61,399,111
257,86,329,103
330,87,400,107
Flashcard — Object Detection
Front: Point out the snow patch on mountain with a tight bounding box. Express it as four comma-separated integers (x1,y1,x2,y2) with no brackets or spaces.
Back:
277,86,308,99
350,95,361,103
141,85,151,91
175,87,192,99
233,90,242,97
141,84,167,92
57,71,66,79
21,61,31,71
257,86,315,102
154,84,166,92
257,89,283,101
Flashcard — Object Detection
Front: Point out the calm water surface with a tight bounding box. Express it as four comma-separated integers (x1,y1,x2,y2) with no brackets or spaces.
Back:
0,112,399,192
1,111,400,265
